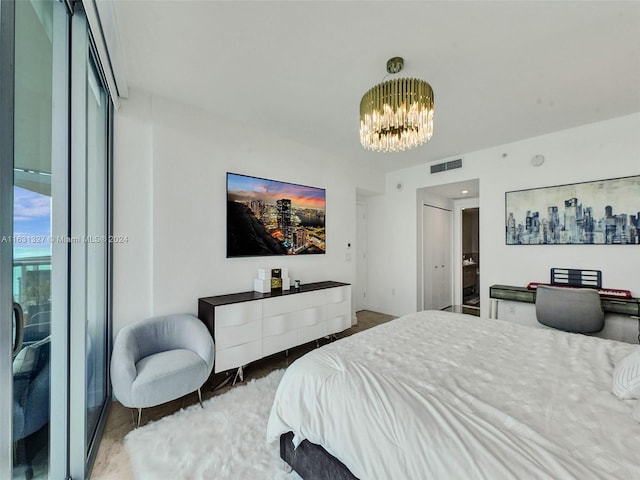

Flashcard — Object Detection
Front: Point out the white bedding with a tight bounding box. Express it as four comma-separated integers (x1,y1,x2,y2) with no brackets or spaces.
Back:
267,310,640,479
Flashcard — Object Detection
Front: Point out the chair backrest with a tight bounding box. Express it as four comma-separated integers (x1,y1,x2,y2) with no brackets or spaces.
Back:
23,321,51,346
12,335,51,440
13,335,51,378
130,314,211,360
535,285,604,333
29,310,51,325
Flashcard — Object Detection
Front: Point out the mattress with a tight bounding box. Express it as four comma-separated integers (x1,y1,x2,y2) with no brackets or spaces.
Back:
266,310,640,479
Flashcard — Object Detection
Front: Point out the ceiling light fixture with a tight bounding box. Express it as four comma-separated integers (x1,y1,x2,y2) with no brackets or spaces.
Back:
360,57,434,153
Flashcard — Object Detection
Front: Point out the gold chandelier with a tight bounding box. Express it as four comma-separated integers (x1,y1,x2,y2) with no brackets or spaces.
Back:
359,57,434,152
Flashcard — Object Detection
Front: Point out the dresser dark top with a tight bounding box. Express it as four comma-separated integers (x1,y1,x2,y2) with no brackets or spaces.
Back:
198,281,350,308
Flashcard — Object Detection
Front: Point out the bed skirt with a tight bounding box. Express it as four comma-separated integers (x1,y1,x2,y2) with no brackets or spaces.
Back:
279,432,359,480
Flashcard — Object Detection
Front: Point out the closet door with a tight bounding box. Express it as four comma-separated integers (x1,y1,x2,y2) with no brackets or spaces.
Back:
423,205,452,311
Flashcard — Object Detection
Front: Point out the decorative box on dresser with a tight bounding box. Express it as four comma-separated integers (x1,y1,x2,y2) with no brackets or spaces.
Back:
198,281,351,376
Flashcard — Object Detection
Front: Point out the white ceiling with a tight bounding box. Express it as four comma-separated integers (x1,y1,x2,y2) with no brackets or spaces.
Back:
110,1,640,174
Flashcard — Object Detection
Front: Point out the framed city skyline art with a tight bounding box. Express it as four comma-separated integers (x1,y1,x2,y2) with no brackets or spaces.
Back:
505,175,640,245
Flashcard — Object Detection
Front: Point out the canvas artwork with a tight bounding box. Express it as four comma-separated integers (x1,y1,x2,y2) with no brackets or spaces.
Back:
505,175,640,245
227,173,326,257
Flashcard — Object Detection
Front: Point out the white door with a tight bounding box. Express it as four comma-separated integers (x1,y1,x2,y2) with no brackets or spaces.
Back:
355,202,367,311
423,205,452,310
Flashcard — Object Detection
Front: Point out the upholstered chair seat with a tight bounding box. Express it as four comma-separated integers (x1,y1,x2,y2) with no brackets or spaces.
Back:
110,314,214,425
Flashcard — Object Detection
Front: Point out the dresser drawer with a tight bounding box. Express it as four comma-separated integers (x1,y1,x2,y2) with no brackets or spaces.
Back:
263,311,298,337
299,305,324,327
326,285,349,304
215,317,261,350
263,295,297,317
263,330,298,357
327,301,351,334
298,290,329,309
215,302,262,328
215,340,262,373
298,322,328,344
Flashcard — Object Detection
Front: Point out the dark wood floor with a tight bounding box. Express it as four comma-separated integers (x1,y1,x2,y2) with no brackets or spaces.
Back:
448,304,480,316
90,310,395,479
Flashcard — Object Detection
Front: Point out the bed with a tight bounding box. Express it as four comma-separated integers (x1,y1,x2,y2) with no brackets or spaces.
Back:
266,310,640,479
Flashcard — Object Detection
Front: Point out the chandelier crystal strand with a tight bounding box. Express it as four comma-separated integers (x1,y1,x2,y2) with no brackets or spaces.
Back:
360,77,434,152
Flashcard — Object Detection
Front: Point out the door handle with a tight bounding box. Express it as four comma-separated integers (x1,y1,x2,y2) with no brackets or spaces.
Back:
13,302,24,358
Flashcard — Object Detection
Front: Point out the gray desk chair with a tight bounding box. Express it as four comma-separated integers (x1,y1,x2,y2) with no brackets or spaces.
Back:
535,285,604,333
111,314,215,427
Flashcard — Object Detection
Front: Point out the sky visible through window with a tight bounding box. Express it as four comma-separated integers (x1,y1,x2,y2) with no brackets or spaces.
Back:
12,186,52,259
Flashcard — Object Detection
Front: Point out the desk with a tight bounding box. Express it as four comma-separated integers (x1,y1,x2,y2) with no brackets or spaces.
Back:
489,284,640,318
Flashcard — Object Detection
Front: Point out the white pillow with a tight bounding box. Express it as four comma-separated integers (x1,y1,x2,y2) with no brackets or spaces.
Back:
613,349,640,399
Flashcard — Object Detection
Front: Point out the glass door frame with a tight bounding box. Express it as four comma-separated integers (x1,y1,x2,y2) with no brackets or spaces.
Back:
50,2,72,478
0,1,17,475
1,0,72,477
1,1,112,477
69,5,113,477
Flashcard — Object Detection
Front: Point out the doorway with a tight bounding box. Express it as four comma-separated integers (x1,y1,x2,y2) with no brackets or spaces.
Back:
462,208,480,312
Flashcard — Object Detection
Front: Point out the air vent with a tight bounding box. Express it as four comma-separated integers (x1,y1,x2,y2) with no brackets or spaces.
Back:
430,158,463,174
430,162,446,174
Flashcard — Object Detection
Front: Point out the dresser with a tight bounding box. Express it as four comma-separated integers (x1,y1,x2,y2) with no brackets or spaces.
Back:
198,281,351,373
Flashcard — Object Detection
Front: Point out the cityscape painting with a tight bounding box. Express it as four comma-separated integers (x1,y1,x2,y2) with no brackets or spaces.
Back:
505,175,640,245
226,172,326,257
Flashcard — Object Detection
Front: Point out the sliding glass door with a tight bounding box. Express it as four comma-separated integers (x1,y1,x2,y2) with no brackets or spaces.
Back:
85,49,109,459
69,11,111,475
6,0,61,477
1,1,112,478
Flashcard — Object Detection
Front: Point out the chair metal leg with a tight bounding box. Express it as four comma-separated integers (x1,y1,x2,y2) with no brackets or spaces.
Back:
136,408,142,428
197,388,203,408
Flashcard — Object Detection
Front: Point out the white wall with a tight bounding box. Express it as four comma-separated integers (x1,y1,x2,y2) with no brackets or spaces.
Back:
366,113,640,318
112,91,153,332
112,90,384,335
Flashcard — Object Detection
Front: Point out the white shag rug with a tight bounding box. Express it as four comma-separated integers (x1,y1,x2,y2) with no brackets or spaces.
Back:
124,369,299,480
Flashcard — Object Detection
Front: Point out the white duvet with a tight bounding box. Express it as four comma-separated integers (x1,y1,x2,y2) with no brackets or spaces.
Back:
267,310,640,479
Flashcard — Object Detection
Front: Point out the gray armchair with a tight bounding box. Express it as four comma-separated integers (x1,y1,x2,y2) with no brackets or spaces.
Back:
12,303,51,480
110,314,214,426
535,285,604,333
